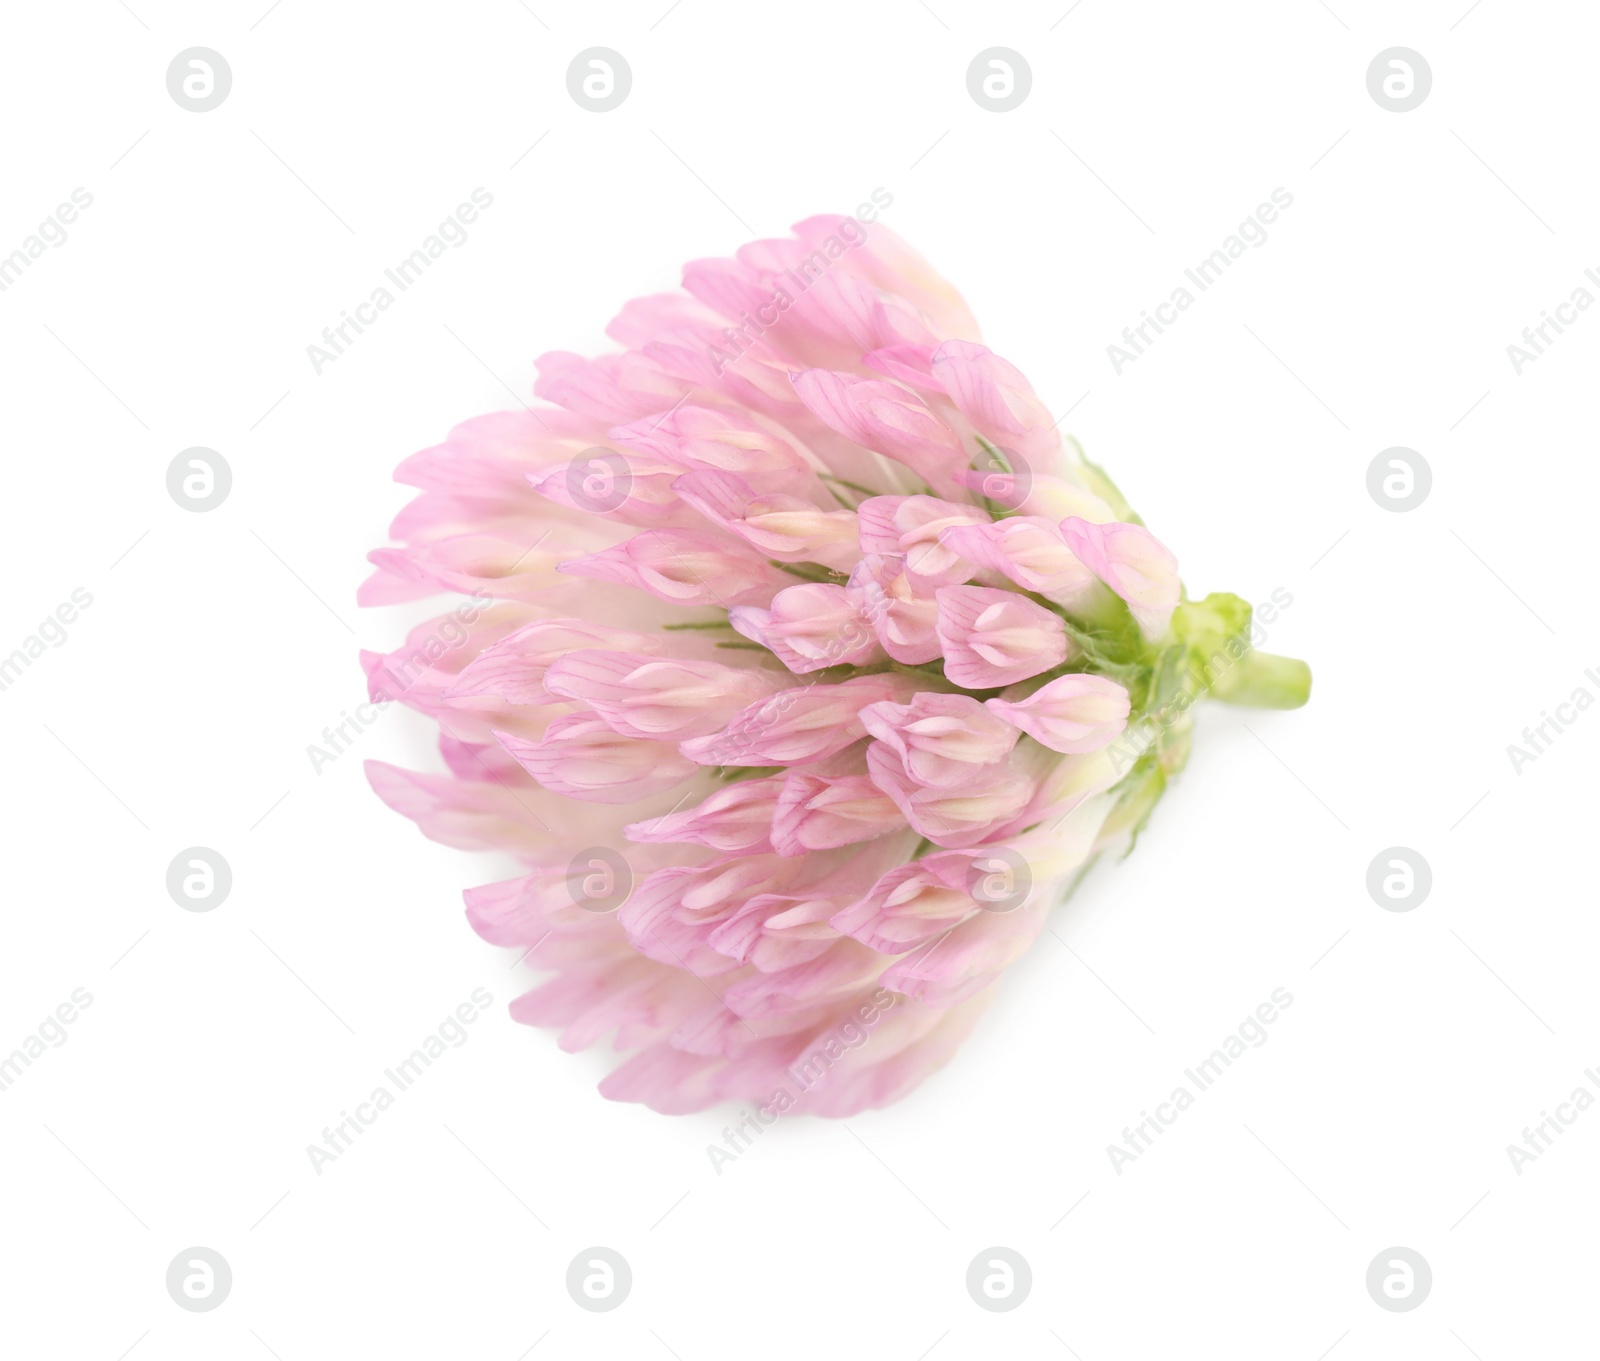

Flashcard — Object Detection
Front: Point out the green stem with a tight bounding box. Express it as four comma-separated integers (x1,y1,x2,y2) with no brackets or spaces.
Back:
1210,651,1312,709
769,560,843,584
819,473,883,498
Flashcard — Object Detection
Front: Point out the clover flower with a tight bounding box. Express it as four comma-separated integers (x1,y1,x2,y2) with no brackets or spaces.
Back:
361,214,1309,1115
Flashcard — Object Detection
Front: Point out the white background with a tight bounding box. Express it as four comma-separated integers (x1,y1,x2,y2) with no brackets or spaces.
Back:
1,1,1594,1357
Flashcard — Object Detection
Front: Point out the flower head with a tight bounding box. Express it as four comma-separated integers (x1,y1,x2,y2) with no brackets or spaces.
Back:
363,213,1309,1116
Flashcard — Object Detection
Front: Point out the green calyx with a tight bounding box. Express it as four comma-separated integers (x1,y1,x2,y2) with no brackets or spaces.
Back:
1164,592,1311,710
1095,591,1310,848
